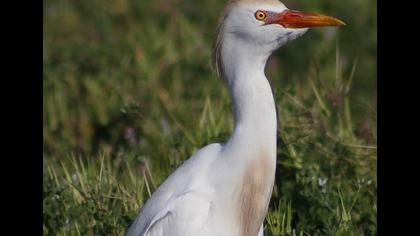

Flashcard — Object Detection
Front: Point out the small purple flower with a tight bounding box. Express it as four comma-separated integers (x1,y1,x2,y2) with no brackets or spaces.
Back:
125,127,138,145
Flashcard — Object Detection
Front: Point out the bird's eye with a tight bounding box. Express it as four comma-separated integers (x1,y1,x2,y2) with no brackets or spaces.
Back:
255,11,267,21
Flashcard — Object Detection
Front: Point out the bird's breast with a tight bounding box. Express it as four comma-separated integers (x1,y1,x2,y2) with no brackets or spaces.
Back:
236,150,276,236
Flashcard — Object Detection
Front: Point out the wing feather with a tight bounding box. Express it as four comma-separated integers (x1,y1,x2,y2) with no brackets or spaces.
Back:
144,192,211,236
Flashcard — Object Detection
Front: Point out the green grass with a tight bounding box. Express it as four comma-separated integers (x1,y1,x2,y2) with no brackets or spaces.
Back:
43,0,376,235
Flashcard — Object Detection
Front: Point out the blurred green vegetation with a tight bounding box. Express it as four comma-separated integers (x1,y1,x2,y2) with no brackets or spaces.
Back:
43,0,376,235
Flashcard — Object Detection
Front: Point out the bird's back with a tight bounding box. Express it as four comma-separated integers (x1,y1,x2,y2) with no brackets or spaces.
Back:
126,143,224,236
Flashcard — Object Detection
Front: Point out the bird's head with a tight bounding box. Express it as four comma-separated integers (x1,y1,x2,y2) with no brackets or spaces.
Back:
213,0,345,79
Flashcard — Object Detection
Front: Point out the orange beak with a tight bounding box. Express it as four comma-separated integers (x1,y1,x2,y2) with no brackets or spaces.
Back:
268,9,345,28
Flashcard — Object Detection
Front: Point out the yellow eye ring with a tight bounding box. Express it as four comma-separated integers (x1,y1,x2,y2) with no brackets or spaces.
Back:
255,11,267,21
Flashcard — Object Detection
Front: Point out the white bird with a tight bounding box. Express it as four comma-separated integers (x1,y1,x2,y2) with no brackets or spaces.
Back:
127,1,344,235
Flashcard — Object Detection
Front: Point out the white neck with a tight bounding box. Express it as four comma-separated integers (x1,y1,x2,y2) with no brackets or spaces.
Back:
222,38,277,160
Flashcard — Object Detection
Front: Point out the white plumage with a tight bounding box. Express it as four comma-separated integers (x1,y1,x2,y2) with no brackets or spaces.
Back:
127,1,344,235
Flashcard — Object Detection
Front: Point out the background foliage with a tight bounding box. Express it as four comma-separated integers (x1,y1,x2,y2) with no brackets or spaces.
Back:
43,0,377,235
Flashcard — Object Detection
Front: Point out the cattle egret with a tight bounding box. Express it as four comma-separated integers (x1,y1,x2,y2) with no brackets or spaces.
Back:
127,0,344,235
